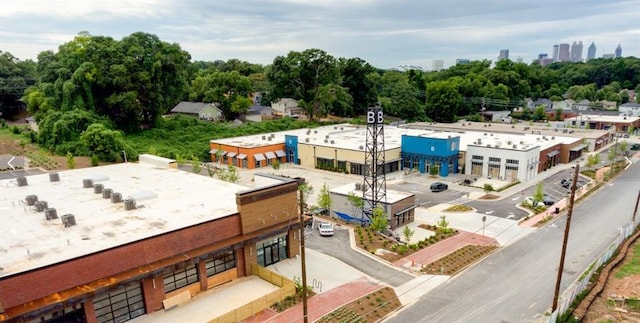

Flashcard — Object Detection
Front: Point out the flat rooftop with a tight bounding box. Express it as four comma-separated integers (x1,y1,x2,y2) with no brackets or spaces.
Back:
210,124,362,148
564,115,640,123
330,183,414,204
405,121,609,139
0,162,249,278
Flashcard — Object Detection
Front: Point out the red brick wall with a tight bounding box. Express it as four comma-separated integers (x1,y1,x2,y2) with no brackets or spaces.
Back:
0,215,242,309
141,276,165,314
83,300,96,323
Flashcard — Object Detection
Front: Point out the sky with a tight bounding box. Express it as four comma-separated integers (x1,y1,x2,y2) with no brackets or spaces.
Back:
1,0,639,70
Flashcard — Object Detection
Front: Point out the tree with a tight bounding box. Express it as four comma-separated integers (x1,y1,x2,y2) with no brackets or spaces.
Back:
532,182,544,204
425,80,461,122
206,164,215,177
402,225,415,243
217,165,240,183
347,191,364,218
79,123,124,161
190,155,202,174
317,183,332,214
189,70,253,119
369,206,388,233
298,182,314,209
66,151,76,169
586,153,601,167
271,158,280,170
266,49,340,121
483,183,495,195
437,215,454,234
0,51,36,119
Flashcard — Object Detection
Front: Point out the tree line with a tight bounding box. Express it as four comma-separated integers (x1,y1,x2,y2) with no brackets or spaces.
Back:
2,31,640,161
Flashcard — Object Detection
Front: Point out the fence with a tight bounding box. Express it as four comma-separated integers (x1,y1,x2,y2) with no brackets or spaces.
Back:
209,264,296,323
546,215,640,322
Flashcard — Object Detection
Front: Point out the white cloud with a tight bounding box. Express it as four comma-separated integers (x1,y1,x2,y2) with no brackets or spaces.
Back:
1,0,639,67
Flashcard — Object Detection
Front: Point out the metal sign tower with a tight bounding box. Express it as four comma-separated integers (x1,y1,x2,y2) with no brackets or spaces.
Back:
362,105,387,220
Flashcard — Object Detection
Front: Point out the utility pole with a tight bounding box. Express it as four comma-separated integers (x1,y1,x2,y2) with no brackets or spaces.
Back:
610,131,619,174
552,164,580,312
297,179,309,323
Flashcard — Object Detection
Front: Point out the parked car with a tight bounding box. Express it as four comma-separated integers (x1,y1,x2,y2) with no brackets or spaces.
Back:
543,194,555,206
430,182,448,192
317,222,334,236
524,196,545,207
560,178,572,189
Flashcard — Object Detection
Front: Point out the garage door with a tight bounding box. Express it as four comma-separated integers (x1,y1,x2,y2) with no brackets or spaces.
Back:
93,281,145,323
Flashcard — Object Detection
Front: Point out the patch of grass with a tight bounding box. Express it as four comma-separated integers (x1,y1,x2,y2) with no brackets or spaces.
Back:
614,242,640,279
444,204,473,212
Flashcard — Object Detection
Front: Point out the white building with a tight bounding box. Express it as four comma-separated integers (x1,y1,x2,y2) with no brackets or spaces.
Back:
465,142,539,182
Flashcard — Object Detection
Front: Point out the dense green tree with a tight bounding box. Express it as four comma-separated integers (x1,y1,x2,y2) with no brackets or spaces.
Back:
80,123,125,161
0,51,36,119
266,49,340,121
338,57,377,116
425,80,461,122
189,70,253,118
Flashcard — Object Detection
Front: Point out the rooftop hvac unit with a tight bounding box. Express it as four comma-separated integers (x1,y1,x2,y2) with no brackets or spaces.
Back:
551,136,555,140
477,139,482,144
61,214,76,228
93,183,104,194
314,130,317,134
304,138,310,142
25,194,38,206
49,173,60,182
82,179,94,188
45,208,58,220
111,192,122,203
17,176,28,187
325,135,330,139
102,188,112,199
306,130,311,135
124,198,137,211
330,140,335,144
267,137,272,141
34,200,48,212
359,145,364,150
324,139,328,143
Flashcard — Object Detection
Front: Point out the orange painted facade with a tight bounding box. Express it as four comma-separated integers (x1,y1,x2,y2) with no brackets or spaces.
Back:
210,143,287,169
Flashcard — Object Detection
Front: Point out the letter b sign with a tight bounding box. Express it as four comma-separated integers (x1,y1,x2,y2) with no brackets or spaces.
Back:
367,109,384,124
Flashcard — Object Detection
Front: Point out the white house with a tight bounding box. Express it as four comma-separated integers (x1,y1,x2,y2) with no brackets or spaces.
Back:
170,102,223,121
271,98,304,116
619,102,640,117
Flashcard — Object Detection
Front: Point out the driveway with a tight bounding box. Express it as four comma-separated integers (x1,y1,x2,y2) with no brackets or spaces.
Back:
305,224,415,287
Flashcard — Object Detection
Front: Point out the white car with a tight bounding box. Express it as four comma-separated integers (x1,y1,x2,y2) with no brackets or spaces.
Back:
317,222,334,236
524,196,545,207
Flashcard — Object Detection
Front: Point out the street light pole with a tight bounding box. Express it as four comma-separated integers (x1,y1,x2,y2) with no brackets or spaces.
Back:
122,150,127,163
552,164,580,312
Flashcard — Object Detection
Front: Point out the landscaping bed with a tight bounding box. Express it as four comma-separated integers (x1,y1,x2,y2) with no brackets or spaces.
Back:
421,245,498,275
316,286,401,323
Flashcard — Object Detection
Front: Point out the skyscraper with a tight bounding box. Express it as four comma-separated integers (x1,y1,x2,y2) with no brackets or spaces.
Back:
498,49,509,61
570,41,583,62
431,59,444,71
615,44,622,58
587,42,597,61
552,45,560,62
558,43,570,62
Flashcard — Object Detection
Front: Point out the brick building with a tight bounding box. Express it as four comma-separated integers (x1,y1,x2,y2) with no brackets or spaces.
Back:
0,158,302,322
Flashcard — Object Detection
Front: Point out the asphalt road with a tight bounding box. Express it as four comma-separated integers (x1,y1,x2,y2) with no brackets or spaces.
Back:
305,224,415,288
385,162,640,322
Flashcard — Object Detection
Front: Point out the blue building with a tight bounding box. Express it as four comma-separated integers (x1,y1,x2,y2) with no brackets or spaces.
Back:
401,134,460,176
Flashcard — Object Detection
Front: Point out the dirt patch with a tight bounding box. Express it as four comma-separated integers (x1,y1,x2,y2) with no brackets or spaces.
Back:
0,130,93,170
478,194,500,200
581,238,640,322
316,286,401,322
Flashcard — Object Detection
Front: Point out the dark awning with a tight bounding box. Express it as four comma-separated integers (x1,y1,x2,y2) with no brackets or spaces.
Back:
547,150,560,157
395,204,419,216
570,144,587,152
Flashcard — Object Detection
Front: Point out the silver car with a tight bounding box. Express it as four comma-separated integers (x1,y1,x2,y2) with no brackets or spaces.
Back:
317,222,334,236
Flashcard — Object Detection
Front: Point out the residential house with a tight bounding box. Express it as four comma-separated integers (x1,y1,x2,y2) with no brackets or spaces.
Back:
619,102,640,117
551,99,575,110
480,110,511,122
599,100,618,110
271,98,305,116
245,105,277,122
170,101,223,121
526,98,552,110
574,99,595,111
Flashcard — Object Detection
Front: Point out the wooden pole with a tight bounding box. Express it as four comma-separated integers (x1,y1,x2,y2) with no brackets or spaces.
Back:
552,165,580,312
298,182,309,323
633,189,640,224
